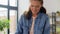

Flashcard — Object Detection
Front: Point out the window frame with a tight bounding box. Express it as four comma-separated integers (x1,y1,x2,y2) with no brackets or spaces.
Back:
0,0,18,34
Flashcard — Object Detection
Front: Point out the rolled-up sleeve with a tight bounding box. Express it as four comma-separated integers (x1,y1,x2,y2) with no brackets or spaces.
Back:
15,15,23,34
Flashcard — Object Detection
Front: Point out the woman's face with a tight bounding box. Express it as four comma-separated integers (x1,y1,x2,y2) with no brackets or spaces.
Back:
30,1,42,15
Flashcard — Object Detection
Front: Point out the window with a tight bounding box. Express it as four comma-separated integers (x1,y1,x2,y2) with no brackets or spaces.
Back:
0,7,8,19
0,0,8,5
0,0,18,34
10,10,17,34
9,0,17,7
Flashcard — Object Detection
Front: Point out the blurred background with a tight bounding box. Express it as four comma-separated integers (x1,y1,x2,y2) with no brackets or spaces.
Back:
0,0,60,34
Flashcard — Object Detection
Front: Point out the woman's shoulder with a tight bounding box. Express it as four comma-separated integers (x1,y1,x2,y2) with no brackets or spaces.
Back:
41,13,49,19
20,11,28,19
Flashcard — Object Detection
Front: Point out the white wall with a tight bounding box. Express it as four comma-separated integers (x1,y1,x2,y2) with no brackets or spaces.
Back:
43,0,60,13
18,0,30,18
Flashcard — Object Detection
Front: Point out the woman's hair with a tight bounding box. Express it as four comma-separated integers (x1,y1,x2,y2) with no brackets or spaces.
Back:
24,0,46,20
30,0,43,4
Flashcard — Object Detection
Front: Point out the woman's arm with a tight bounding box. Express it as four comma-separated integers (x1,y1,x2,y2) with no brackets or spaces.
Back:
15,15,23,34
44,16,50,34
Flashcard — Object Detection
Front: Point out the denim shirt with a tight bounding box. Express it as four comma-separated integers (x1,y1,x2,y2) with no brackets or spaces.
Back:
15,13,50,34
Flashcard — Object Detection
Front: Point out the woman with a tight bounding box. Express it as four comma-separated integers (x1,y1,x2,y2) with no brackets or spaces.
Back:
15,0,50,34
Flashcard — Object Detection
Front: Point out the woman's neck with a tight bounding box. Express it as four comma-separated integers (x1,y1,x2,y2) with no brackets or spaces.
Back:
32,14,37,18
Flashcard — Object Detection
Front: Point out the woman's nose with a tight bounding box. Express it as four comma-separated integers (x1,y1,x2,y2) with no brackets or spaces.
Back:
33,6,36,9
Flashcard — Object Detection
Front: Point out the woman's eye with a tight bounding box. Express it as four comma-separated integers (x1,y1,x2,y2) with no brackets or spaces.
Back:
31,5,40,8
36,6,39,8
31,5,34,7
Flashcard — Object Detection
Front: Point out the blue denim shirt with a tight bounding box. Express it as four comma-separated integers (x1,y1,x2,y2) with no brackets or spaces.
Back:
15,13,50,34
